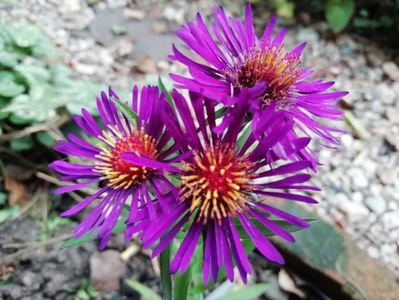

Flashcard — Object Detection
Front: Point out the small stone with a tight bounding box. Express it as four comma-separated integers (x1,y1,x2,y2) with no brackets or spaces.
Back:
352,191,363,203
378,168,397,185
44,273,68,297
374,83,395,105
123,8,145,21
366,51,384,67
385,133,399,151
382,211,399,231
341,134,353,148
367,246,380,258
348,167,369,189
382,61,399,81
133,56,158,74
365,196,386,215
21,271,40,288
297,27,319,43
338,200,369,223
152,21,169,34
90,250,126,292
385,107,399,124
74,63,97,75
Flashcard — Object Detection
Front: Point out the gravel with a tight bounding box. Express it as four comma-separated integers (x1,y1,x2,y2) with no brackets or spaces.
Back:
1,0,398,282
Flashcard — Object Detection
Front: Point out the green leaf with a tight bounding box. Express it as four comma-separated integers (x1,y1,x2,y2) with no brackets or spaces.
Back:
8,113,35,125
0,71,25,97
112,99,138,127
14,63,51,83
111,24,128,36
10,135,34,151
125,279,162,300
325,0,355,32
2,94,59,122
235,217,316,253
36,131,56,147
60,216,126,249
174,265,193,300
59,80,100,116
0,50,19,68
215,106,227,119
10,25,41,48
0,206,19,224
31,35,59,59
157,76,176,115
160,245,173,300
215,283,268,300
0,192,7,206
236,123,252,152
0,97,10,119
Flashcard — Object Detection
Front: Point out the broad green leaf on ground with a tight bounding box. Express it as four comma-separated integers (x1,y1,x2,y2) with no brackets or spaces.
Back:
2,94,59,122
8,113,35,125
14,63,51,84
57,79,101,115
234,217,316,253
31,34,59,59
215,283,268,300
0,206,19,224
10,135,34,151
125,280,162,300
0,97,10,119
0,50,19,67
36,131,56,147
280,202,344,270
9,25,41,48
0,71,25,97
0,192,7,206
326,0,355,32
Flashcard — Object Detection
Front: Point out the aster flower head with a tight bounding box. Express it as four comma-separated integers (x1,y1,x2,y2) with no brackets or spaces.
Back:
49,85,183,249
170,3,348,167
126,90,319,283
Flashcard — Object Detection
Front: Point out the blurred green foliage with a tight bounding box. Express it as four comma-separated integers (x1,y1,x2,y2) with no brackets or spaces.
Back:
269,0,398,39
0,23,100,120
0,22,101,152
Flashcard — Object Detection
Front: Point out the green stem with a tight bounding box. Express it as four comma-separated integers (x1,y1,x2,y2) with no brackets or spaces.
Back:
174,265,192,300
160,245,173,300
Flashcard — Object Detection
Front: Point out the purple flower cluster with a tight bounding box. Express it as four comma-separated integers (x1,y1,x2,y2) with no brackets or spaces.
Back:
51,3,346,283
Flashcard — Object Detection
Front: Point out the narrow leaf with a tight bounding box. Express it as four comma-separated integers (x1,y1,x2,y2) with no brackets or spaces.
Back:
236,123,252,152
112,99,138,127
174,265,193,300
216,283,268,300
158,76,176,115
160,245,173,300
125,279,162,300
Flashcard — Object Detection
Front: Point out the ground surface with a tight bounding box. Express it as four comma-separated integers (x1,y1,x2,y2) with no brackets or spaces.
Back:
1,0,399,299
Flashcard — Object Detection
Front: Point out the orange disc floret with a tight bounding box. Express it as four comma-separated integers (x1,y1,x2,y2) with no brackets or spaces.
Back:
94,126,158,189
231,46,301,107
180,143,255,224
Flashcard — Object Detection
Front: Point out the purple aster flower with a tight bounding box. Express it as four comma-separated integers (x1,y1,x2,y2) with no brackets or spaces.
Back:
170,3,348,167
126,90,319,283
49,86,184,249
